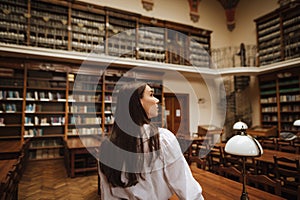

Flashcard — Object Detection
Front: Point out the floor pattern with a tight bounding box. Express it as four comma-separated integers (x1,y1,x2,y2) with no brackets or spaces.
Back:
19,159,99,200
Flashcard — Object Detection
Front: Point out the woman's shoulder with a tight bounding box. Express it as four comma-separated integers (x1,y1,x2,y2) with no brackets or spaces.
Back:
158,127,176,141
158,128,182,164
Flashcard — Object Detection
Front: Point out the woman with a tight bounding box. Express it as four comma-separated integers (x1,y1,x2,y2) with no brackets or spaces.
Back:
99,82,204,200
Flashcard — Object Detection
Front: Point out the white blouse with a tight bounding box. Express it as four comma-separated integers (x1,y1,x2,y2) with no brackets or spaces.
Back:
99,125,204,200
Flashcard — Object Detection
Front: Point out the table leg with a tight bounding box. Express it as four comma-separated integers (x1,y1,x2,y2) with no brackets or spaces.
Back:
71,150,75,178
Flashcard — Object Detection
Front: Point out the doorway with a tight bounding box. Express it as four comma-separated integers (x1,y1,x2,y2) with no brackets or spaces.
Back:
164,93,189,136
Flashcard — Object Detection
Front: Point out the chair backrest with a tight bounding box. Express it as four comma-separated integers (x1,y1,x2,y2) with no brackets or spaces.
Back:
189,156,207,170
207,145,225,172
277,139,297,154
260,137,278,150
273,156,300,180
218,165,242,182
247,173,281,195
273,156,300,198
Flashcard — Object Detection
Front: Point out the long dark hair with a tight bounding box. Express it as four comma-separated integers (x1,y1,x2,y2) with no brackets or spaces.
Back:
99,82,160,187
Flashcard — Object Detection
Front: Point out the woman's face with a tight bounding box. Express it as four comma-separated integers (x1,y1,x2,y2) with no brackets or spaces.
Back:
140,85,159,119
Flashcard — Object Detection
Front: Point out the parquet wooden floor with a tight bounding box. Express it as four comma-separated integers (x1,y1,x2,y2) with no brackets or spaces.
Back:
19,159,99,200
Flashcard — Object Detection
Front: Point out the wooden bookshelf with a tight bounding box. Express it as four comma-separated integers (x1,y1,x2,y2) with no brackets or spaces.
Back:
0,57,164,160
0,0,211,68
255,2,300,66
258,67,300,136
67,67,103,137
0,62,25,140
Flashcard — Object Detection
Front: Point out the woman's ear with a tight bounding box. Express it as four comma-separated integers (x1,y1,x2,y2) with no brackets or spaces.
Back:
140,98,144,108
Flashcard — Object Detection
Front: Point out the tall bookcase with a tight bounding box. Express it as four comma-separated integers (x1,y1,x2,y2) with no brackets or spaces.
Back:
255,2,300,66
259,67,300,135
0,58,164,160
0,61,25,139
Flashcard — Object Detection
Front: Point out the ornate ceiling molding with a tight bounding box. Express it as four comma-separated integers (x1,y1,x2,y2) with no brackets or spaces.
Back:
188,0,201,22
141,0,154,11
218,0,240,31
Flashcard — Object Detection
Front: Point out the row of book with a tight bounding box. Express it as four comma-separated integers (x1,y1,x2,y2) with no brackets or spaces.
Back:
29,149,62,159
69,94,101,102
262,115,278,122
24,128,44,137
68,127,103,135
25,104,42,113
262,106,278,112
0,90,22,99
69,105,98,113
69,116,101,124
25,116,65,126
281,114,300,122
72,82,102,91
26,91,66,101
260,97,277,103
281,105,300,112
0,103,18,112
30,139,62,147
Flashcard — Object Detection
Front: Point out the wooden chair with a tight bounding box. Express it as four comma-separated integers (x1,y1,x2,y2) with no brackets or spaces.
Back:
217,165,242,182
277,138,297,154
273,156,300,199
247,173,281,196
1,167,18,200
189,156,207,170
207,145,225,173
223,151,242,170
259,137,278,150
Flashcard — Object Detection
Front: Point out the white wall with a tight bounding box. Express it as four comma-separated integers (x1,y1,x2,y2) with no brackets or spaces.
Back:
231,0,278,46
163,71,226,134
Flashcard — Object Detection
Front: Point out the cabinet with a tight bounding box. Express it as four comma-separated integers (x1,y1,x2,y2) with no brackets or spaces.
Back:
0,0,28,46
106,9,137,58
24,67,67,138
189,33,211,68
259,67,300,135
255,2,300,66
0,62,25,139
29,0,68,50
67,68,103,137
0,0,211,68
24,63,67,160
71,4,106,53
137,20,166,63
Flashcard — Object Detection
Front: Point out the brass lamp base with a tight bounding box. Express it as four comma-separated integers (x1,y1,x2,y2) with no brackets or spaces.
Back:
241,192,249,200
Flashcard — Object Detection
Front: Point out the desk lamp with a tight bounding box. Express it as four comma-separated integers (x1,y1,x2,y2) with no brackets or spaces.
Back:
225,121,263,200
293,119,300,126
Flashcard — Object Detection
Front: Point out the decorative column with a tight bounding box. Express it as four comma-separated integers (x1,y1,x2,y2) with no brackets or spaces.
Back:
188,0,201,22
218,0,240,31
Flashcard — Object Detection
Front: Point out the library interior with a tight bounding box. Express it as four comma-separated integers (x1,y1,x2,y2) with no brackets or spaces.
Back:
0,0,299,199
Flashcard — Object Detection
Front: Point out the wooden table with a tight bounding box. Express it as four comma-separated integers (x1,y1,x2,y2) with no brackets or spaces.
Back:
197,125,224,144
170,166,286,200
256,149,300,164
65,137,101,177
247,126,277,138
0,140,23,160
255,149,300,172
213,143,300,164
